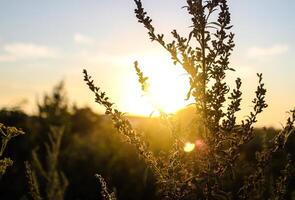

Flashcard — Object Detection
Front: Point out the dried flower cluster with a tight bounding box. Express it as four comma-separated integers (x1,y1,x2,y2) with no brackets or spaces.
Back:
0,123,24,178
95,174,117,200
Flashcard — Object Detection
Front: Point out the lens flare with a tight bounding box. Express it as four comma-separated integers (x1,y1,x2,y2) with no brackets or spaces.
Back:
184,142,195,153
195,139,205,150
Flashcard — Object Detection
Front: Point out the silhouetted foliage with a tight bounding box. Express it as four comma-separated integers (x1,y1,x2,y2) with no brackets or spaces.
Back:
83,0,295,199
26,126,68,200
0,82,157,200
0,123,25,178
95,174,117,200
0,1,294,200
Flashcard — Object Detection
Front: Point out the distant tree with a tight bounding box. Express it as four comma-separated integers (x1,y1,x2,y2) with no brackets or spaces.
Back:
38,81,70,130
70,107,98,136
37,81,73,149
0,108,28,127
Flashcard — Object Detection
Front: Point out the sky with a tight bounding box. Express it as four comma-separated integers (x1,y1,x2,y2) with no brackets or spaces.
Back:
0,0,294,127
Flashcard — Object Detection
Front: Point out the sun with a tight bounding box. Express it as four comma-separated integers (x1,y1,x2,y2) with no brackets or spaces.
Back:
123,53,192,116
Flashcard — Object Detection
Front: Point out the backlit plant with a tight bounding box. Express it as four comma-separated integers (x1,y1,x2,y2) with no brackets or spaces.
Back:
0,123,24,178
84,0,295,199
25,126,68,200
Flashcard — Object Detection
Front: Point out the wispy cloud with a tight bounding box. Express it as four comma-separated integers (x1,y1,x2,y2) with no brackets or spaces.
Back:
74,33,95,46
0,54,15,62
0,43,58,62
248,44,289,57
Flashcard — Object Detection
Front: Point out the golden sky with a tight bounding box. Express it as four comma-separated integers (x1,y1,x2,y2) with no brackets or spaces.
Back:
0,0,294,128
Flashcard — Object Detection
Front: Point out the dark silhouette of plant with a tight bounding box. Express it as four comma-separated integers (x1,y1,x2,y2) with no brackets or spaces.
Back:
25,161,42,200
26,126,68,200
0,123,24,178
83,0,295,199
95,174,117,200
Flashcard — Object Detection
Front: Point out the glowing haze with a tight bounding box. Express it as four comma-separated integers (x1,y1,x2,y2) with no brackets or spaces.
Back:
0,0,294,127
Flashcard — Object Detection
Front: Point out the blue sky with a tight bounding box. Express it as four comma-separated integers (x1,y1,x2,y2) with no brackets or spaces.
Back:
0,0,294,127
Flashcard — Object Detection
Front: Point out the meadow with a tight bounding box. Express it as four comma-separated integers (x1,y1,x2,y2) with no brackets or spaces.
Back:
0,85,294,199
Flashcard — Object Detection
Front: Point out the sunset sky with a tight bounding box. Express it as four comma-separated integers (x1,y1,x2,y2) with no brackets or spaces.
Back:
0,0,294,127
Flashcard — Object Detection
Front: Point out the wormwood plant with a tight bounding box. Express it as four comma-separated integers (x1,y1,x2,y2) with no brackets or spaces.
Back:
25,126,68,200
95,174,117,200
84,0,295,199
0,123,24,178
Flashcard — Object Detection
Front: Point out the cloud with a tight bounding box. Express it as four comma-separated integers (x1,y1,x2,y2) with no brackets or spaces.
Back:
0,54,15,62
0,43,58,62
248,44,289,57
74,33,95,45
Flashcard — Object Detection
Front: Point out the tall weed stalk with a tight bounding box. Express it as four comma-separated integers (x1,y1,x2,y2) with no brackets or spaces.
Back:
84,0,295,199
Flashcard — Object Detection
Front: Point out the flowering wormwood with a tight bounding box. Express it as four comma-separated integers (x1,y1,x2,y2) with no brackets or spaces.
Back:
84,0,295,199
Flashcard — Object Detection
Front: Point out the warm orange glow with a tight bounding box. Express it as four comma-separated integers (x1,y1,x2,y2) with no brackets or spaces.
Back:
123,53,192,116
195,139,205,150
184,139,207,153
184,142,195,153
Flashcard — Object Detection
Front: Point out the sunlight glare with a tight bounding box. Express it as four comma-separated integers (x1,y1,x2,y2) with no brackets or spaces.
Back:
124,52,192,116
184,142,195,153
